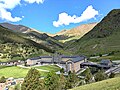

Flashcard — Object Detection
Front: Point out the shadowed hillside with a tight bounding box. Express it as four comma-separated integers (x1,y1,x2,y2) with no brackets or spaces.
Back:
0,25,55,62
0,23,64,50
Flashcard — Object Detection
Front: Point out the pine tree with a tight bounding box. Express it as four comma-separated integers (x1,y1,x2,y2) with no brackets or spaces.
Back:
44,72,59,90
65,71,79,89
59,73,66,90
85,68,93,83
21,68,44,90
94,69,108,82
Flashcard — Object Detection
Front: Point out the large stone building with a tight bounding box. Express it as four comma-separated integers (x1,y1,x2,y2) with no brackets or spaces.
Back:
60,56,87,72
26,56,53,66
26,55,87,72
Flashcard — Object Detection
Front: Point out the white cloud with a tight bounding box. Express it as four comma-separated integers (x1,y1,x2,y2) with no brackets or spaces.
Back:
0,8,22,22
24,0,44,4
0,0,44,22
53,13,77,27
53,5,99,27
22,16,25,18
0,0,21,9
0,0,22,22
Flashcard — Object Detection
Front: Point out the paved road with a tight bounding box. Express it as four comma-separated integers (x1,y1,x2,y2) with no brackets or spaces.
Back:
112,60,120,63
111,66,120,74
76,68,87,75
105,65,120,74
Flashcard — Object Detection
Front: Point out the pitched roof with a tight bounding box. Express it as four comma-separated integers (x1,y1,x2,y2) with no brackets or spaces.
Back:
28,55,87,63
28,56,52,60
60,55,79,58
40,56,52,58
29,57,41,60
100,60,112,64
67,56,85,63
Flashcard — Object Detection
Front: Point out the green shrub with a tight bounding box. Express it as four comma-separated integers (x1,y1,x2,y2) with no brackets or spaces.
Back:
109,72,115,78
94,70,108,82
0,76,6,83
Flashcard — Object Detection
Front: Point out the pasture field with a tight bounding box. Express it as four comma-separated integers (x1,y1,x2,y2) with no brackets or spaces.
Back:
0,66,53,78
0,66,29,78
71,77,120,90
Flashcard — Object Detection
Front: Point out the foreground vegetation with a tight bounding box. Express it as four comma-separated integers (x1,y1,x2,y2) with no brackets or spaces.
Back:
21,68,79,90
71,77,120,90
0,65,117,90
20,67,116,90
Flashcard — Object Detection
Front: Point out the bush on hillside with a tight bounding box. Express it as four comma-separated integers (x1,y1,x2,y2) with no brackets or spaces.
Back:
94,70,108,82
0,76,6,83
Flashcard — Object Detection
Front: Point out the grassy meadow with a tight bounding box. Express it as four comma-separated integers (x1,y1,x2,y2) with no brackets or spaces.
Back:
34,65,60,72
71,77,120,90
0,65,60,78
0,66,29,78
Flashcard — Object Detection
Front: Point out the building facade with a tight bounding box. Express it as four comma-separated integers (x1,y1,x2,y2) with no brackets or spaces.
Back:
26,55,87,72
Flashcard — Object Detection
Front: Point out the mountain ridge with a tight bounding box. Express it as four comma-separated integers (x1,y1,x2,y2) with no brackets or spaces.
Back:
0,23,64,49
0,22,97,37
0,22,97,44
55,22,97,37
65,9,120,60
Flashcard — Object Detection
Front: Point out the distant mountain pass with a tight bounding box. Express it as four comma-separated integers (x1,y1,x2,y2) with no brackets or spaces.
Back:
53,23,97,42
55,23,97,36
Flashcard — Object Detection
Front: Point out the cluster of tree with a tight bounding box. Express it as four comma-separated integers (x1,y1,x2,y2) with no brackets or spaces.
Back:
94,69,115,82
21,68,80,90
21,68,116,90
80,68,115,84
21,68,44,90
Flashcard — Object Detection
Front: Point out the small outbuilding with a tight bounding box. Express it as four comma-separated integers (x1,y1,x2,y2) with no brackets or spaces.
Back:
99,59,113,69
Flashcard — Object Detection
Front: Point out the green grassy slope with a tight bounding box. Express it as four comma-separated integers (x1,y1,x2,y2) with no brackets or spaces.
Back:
65,9,120,59
0,25,55,62
0,65,60,78
0,66,48,78
71,77,120,90
0,23,64,50
0,25,54,53
0,66,29,78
